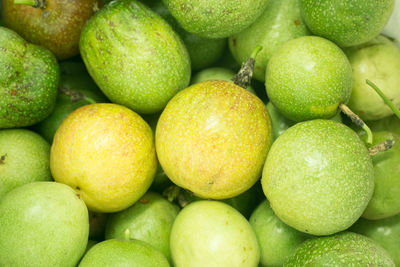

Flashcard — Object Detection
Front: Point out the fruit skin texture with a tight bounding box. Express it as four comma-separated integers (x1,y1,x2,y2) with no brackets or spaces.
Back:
266,36,352,122
284,232,395,266
250,200,310,267
0,26,59,129
105,192,180,262
156,80,272,199
0,129,52,199
162,0,269,38
2,0,102,60
301,0,394,47
80,0,190,114
229,0,310,82
262,120,374,236
351,215,400,266
79,239,170,267
170,201,260,267
344,35,400,121
360,131,400,220
50,103,157,212
0,182,89,267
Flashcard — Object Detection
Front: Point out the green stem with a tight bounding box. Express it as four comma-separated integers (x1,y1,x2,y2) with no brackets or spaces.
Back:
14,0,46,8
339,103,373,144
84,97,96,105
366,79,400,120
232,45,263,89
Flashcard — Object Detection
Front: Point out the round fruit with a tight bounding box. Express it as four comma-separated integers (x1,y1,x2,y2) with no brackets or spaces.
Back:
262,120,374,235
79,239,169,267
284,232,395,266
0,182,89,267
170,201,260,267
50,103,157,212
266,36,352,122
301,0,394,47
0,129,52,199
156,80,272,199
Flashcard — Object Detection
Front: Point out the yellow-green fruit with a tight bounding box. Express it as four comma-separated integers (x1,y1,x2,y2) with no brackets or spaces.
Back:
50,103,157,212
156,80,272,199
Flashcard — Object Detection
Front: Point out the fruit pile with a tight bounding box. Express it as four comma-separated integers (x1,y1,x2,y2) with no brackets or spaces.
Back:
1,0,400,266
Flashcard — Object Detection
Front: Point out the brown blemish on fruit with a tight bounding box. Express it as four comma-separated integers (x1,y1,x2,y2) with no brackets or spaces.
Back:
11,90,17,96
140,199,149,204
0,154,7,164
294,20,300,25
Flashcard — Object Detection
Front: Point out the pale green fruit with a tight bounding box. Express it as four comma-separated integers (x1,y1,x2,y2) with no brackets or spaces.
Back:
351,215,400,266
262,120,374,235
284,232,395,266
162,0,270,38
0,129,52,199
80,0,191,114
266,36,352,122
345,35,400,121
105,192,179,262
170,201,260,267
229,0,310,82
79,239,170,267
0,182,89,267
301,0,394,47
250,200,309,267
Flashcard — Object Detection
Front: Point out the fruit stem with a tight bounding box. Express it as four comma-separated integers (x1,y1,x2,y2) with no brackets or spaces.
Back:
339,103,373,144
232,45,262,89
162,185,181,203
368,139,395,156
59,88,96,104
366,79,400,120
14,0,46,8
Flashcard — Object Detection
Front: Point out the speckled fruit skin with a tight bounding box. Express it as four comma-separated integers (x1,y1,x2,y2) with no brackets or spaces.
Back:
229,0,310,82
262,120,374,236
250,200,310,267
0,26,59,129
152,1,226,71
50,103,157,213
344,35,400,121
162,0,270,38
2,0,101,60
266,36,352,122
359,131,400,220
301,0,394,47
156,80,272,199
0,182,89,267
191,67,255,94
351,215,400,266
0,129,52,199
79,0,191,114
79,239,170,267
170,201,260,267
105,192,179,262
284,232,395,266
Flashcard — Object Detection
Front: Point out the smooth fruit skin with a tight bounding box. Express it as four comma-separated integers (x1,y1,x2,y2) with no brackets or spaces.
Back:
79,239,170,267
351,215,400,266
105,192,180,262
162,0,269,38
229,0,310,82
250,200,310,267
360,131,400,220
50,103,157,212
0,26,59,128
2,0,101,60
80,0,190,114
0,129,52,199
301,0,394,47
266,36,352,122
0,182,89,267
344,35,400,121
284,232,395,266
156,80,272,199
262,120,374,236
170,201,260,267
